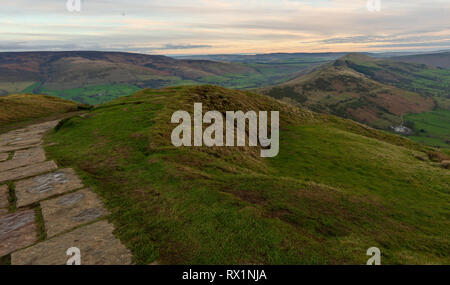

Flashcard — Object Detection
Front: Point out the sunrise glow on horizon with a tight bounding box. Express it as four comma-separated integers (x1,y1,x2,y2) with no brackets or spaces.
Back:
1,0,449,55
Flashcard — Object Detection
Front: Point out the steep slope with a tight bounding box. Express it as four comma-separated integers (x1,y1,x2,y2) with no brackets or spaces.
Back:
0,94,81,128
261,55,436,129
44,85,449,265
335,54,450,109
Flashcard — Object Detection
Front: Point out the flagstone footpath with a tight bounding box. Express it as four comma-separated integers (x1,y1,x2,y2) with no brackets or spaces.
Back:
0,120,133,265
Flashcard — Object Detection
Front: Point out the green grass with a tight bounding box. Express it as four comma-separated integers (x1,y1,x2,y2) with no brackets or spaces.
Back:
34,205,47,241
343,55,450,109
17,59,324,105
0,93,81,128
34,74,296,104
21,82,40,93
404,109,450,148
45,85,450,265
39,84,142,105
408,69,450,98
0,255,11,265
198,62,318,89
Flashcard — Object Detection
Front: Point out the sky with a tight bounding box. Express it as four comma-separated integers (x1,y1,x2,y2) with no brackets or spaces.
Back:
0,0,449,55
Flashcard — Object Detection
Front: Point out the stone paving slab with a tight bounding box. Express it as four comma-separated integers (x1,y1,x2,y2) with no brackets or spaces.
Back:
0,120,59,151
0,121,58,141
0,185,8,210
0,160,57,184
0,147,46,172
25,120,59,132
15,168,84,207
0,209,38,256
41,189,108,237
0,143,42,153
7,137,42,147
11,221,133,265
0,131,42,147
13,147,46,161
0,153,8,162
0,133,39,145
1,120,133,264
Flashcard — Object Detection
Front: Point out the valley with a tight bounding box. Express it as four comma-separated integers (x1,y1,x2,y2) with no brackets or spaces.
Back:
260,53,450,148
0,51,331,104
1,50,449,149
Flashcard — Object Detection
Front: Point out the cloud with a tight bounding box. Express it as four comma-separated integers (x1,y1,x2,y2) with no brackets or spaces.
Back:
0,0,449,54
370,41,450,48
0,42,87,51
151,44,212,50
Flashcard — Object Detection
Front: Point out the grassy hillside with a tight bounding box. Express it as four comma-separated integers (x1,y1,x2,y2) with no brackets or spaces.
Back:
44,85,449,265
261,56,435,129
391,52,450,69
0,94,81,128
404,109,450,148
0,81,36,96
179,53,346,88
38,84,142,105
338,54,450,109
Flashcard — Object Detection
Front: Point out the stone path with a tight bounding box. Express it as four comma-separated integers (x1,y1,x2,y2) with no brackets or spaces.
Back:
0,121,132,265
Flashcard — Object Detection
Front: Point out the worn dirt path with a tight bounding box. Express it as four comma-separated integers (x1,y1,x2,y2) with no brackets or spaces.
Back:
0,120,132,265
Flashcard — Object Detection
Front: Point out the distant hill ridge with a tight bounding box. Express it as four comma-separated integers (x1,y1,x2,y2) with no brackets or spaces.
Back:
390,51,450,68
0,50,255,84
261,53,450,130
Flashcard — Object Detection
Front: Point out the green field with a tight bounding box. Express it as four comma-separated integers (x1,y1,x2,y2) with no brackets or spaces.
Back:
201,60,324,89
21,82,40,93
19,73,299,105
44,85,450,265
15,56,326,104
405,109,450,148
36,84,142,105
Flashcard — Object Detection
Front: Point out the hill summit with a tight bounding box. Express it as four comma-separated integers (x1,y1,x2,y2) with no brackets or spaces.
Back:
261,54,439,129
42,85,449,264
